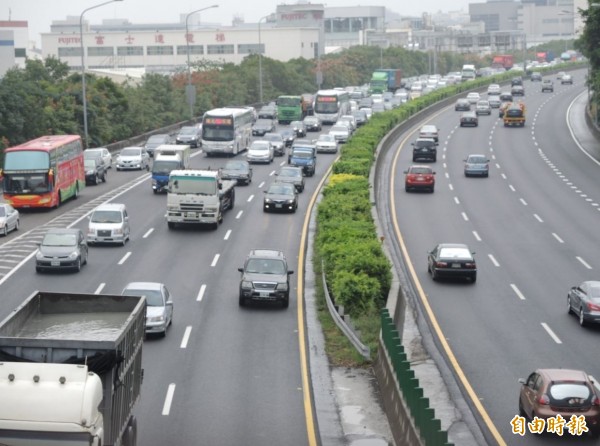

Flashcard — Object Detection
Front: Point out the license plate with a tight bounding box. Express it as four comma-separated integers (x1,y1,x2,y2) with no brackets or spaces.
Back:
186,212,196,218
275,204,282,208
259,291,270,297
51,260,60,266
451,263,461,268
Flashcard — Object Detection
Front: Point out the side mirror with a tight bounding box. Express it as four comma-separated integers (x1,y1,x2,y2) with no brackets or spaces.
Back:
518,378,526,385
288,270,295,275
237,267,244,273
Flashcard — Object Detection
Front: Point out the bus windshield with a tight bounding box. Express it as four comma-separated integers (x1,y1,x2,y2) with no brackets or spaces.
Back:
202,126,234,141
314,98,338,113
4,151,50,171
3,173,50,194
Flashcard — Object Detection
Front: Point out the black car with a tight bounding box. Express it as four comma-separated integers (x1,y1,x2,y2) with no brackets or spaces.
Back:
454,98,471,111
511,77,523,86
238,249,294,307
460,111,479,127
263,182,298,213
303,116,322,132
530,72,542,82
258,105,277,120
276,166,305,192
220,160,252,185
279,128,296,147
175,126,201,148
290,120,307,137
84,157,107,185
252,119,276,136
411,138,437,162
35,228,88,273
144,134,171,157
427,243,477,283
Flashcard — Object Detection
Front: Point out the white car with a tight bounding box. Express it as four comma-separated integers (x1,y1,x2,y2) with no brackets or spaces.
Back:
116,147,149,171
121,282,173,337
84,148,112,168
0,203,19,236
329,125,350,143
247,140,274,164
315,134,339,154
487,84,501,96
466,92,481,104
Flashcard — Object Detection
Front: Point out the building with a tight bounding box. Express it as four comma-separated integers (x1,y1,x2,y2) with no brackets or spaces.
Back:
0,20,29,73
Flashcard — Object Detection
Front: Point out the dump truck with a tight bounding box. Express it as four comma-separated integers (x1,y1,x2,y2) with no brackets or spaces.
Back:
166,169,235,229
0,290,146,446
503,102,526,127
369,69,402,94
491,54,514,70
151,144,191,193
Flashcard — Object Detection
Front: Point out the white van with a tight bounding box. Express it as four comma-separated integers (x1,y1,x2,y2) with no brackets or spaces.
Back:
87,203,130,246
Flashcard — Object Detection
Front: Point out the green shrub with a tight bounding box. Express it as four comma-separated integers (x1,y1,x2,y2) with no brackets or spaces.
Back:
331,270,382,316
332,159,371,176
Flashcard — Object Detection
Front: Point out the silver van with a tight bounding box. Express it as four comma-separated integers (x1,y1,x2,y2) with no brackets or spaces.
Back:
87,203,130,246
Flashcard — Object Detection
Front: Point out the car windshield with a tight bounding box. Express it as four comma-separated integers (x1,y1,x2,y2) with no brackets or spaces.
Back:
120,148,141,157
467,156,487,164
280,168,300,178
84,160,97,169
409,167,431,174
224,161,246,171
0,208,6,217
91,210,123,223
123,289,164,306
439,247,471,259
264,135,281,142
319,135,335,142
292,150,313,158
245,259,286,275
549,383,591,401
42,233,77,247
179,127,196,135
148,135,167,142
255,120,271,127
251,143,269,151
268,184,294,195
331,126,347,132
85,149,103,158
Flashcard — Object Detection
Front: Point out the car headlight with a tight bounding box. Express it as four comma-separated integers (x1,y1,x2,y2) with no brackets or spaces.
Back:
68,251,79,260
204,206,218,213
35,251,43,260
286,199,295,204
167,205,178,211
276,282,288,291
87,228,95,235
148,315,165,323
86,169,94,175
113,228,123,235
264,198,272,204
241,280,252,289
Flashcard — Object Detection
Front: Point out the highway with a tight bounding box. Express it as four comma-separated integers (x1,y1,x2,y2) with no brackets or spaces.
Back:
384,69,600,445
0,129,339,445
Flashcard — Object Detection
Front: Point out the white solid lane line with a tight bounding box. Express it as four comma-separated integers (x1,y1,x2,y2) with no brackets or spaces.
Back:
197,284,206,302
224,229,232,240
143,228,154,238
488,254,500,267
541,323,562,344
510,284,526,301
180,326,192,348
118,252,132,265
576,256,593,270
94,283,106,294
211,254,220,267
552,233,564,244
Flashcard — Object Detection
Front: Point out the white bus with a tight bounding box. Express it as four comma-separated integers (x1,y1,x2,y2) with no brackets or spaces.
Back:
313,90,351,125
201,107,254,156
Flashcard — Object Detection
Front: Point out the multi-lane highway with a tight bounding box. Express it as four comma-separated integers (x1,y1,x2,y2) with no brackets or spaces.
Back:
383,69,600,445
0,128,340,445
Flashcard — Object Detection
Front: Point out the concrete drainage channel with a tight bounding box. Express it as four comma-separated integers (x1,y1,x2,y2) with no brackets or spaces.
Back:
0,174,149,285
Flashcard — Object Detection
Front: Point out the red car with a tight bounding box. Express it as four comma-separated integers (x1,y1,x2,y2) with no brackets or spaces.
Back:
518,368,600,438
404,165,435,192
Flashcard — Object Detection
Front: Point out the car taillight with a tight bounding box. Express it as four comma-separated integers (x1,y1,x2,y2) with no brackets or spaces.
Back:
435,261,448,267
464,262,476,269
538,394,550,405
592,395,600,406
587,302,600,312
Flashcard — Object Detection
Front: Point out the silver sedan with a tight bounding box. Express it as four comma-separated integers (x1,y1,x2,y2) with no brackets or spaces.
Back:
0,203,20,236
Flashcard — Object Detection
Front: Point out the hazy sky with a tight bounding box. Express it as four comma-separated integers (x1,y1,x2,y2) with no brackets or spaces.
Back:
3,0,470,47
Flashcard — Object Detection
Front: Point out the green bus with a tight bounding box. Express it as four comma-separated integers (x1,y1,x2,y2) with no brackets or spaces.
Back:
276,95,303,124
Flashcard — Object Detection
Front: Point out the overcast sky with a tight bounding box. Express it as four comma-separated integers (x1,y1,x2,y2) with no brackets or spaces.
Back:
3,0,470,47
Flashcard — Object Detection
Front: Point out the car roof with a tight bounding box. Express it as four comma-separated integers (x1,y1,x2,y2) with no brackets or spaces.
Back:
45,228,81,235
94,203,126,211
537,368,589,382
123,282,164,291
437,243,470,250
248,249,286,259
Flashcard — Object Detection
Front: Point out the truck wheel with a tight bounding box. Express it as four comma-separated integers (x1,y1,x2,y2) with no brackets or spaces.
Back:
167,222,175,229
229,191,235,210
239,295,246,307
282,297,289,309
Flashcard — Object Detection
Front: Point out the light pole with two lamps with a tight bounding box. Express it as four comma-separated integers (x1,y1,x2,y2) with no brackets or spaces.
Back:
258,16,269,104
185,5,219,120
80,0,123,148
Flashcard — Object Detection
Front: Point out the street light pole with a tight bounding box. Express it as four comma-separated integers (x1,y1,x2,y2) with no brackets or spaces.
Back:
80,0,122,148
185,5,219,121
258,16,268,104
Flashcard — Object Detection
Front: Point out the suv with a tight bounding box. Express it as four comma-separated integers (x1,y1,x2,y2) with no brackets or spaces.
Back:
238,249,294,308
411,138,437,162
541,79,554,93
418,124,439,142
511,77,523,86
87,203,130,246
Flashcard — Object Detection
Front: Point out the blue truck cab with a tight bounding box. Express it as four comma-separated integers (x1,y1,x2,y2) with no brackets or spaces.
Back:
288,142,317,177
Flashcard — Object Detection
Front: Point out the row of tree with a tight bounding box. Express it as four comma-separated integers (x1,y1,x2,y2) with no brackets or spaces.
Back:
0,45,483,153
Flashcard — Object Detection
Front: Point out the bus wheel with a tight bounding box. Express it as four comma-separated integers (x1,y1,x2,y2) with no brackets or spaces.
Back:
74,184,79,199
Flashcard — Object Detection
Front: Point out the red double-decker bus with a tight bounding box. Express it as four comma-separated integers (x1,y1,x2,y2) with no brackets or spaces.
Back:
1,135,85,208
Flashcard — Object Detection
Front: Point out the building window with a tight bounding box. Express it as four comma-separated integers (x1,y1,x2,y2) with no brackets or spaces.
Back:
88,47,114,57
147,46,174,55
177,45,204,55
117,46,143,56
207,44,234,54
14,48,26,58
58,47,82,57
238,44,262,54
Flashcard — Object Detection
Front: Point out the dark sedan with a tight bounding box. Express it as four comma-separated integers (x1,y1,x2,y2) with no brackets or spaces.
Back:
303,116,322,132
252,119,276,136
220,160,253,185
279,128,296,147
35,228,88,273
567,281,600,327
460,111,478,127
454,98,471,111
176,126,201,148
290,120,307,137
263,182,298,213
144,133,171,157
427,243,477,283
275,166,305,192
84,158,107,185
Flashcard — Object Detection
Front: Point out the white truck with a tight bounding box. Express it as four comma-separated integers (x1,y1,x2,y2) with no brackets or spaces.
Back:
152,144,191,193
0,290,146,446
166,169,235,229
